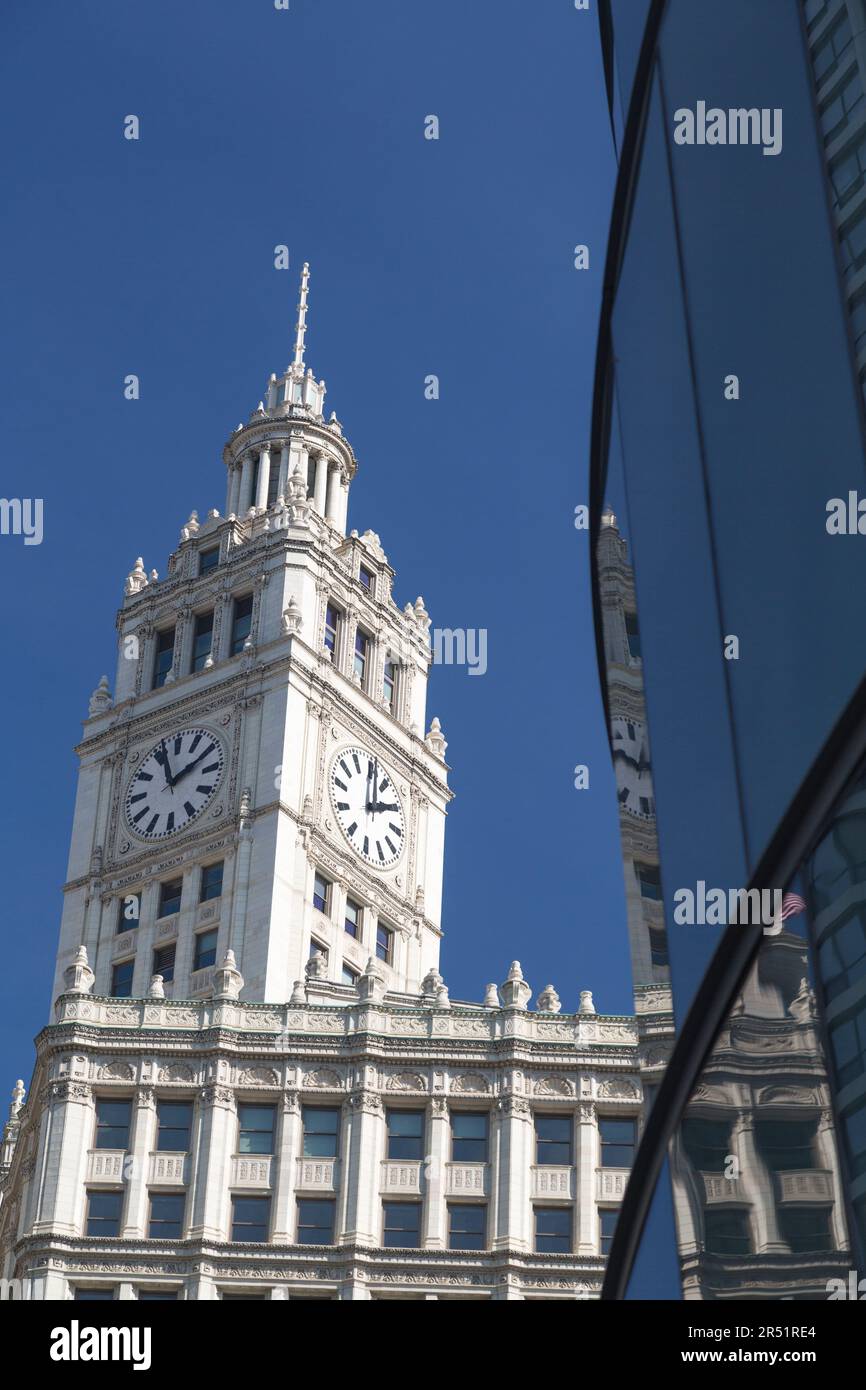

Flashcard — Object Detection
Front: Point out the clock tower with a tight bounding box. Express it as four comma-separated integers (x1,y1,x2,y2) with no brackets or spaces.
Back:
53,264,451,1010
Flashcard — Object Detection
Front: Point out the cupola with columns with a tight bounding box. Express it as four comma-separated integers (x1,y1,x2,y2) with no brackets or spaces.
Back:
223,263,355,532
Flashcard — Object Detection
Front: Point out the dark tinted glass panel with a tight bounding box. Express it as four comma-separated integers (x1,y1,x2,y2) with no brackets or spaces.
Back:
231,1196,270,1243
386,1110,424,1160
86,1191,123,1237
95,1099,131,1150
448,1203,486,1250
302,1107,340,1158
238,1104,276,1155
157,1101,192,1152
382,1201,421,1248
148,1193,185,1239
296,1199,335,1245
230,595,253,655
534,1206,571,1253
534,1114,572,1165
111,959,134,997
451,1112,489,1162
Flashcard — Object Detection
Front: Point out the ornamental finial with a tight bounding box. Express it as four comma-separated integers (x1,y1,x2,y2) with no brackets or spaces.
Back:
292,261,310,370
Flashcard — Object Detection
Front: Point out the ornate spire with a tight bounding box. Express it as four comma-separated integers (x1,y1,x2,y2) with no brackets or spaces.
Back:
292,261,310,370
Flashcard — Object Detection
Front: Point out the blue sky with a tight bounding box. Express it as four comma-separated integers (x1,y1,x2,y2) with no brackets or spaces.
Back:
0,0,626,1085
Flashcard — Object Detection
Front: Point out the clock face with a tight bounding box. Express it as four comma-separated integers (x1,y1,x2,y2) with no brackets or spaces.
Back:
611,717,655,819
125,727,225,840
329,745,405,867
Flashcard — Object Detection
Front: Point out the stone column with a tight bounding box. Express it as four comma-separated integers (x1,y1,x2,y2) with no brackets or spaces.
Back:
422,1096,449,1249
131,878,161,997
575,1101,599,1254
187,1085,235,1241
325,465,341,525
492,1096,532,1251
239,453,254,514
32,1081,95,1237
271,1090,302,1242
734,1113,782,1252
175,605,194,681
314,454,329,516
172,867,199,996
341,1089,384,1245
277,442,290,499
121,1088,157,1238
255,443,272,510
227,464,241,518
338,479,349,533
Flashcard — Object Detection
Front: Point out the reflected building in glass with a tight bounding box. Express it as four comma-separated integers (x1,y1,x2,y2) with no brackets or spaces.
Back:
592,0,866,1299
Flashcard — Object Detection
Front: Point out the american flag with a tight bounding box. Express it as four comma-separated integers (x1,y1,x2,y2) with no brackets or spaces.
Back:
779,891,807,920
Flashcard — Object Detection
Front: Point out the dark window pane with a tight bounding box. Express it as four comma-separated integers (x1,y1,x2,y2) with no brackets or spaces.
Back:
200,861,223,902
238,1104,276,1155
157,1101,193,1153
534,1206,571,1253
231,1195,270,1243
153,944,176,983
194,928,218,971
75,1287,115,1300
302,1107,340,1158
199,547,219,575
386,1110,424,1160
158,879,182,918
600,1208,619,1255
191,610,214,673
153,627,175,689
448,1203,486,1250
111,959,134,998
148,1193,185,1239
230,594,254,656
451,1112,489,1162
95,1099,131,1150
600,1117,637,1168
382,1201,422,1248
296,1198,335,1245
534,1113,573,1165
86,1191,123,1238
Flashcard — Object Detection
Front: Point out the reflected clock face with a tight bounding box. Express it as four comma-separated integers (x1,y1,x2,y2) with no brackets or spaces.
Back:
125,727,225,839
612,717,655,819
329,745,405,867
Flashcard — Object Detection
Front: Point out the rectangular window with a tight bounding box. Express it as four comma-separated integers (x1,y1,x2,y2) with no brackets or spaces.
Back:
230,594,254,655
704,1208,750,1256
302,1106,340,1159
191,610,214,673
111,959,134,998
636,863,662,901
534,1114,573,1166
158,878,183,918
231,1195,270,1243
382,1201,422,1249
681,1118,731,1174
95,1099,132,1150
323,603,342,656
754,1119,817,1172
309,938,329,968
344,896,361,938
649,926,669,968
148,1193,185,1240
383,659,397,712
313,871,331,915
296,1198,336,1245
359,565,374,592
353,628,369,685
376,921,393,963
778,1206,833,1254
193,928,218,972
153,943,176,983
200,861,224,902
624,609,641,659
138,1290,178,1300
75,1287,116,1300
599,1117,636,1168
534,1206,571,1254
198,546,219,575
238,1103,276,1156
156,1100,193,1153
386,1109,424,1161
267,460,280,508
86,1190,123,1238
341,962,359,985
152,626,175,689
600,1208,619,1256
447,1203,486,1251
451,1112,489,1163
117,892,140,932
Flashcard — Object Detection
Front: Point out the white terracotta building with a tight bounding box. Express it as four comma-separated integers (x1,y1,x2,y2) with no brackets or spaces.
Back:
0,270,668,1300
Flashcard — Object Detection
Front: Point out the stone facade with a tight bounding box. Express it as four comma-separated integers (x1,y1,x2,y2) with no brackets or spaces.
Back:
0,268,673,1299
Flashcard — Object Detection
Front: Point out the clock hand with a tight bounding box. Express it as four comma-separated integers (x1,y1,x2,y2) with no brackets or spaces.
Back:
158,739,176,792
372,802,399,813
172,745,215,784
